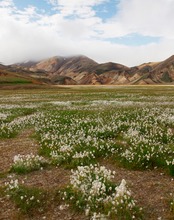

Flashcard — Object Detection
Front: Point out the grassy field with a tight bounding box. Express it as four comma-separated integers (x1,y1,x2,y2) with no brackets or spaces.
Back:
0,85,174,220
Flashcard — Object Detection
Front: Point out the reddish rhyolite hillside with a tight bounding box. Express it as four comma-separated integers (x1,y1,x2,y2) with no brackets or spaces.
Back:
3,55,174,85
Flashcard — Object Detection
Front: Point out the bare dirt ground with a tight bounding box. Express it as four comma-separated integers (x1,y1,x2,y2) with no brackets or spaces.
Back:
0,130,88,220
0,129,38,173
0,130,174,219
101,159,174,220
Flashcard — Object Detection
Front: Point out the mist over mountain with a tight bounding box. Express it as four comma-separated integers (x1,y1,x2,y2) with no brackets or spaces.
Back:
1,55,174,85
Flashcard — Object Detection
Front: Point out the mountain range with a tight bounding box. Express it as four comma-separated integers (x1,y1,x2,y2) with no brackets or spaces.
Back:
1,55,174,85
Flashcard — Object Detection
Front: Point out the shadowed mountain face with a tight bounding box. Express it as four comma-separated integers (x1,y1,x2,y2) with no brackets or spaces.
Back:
3,55,174,85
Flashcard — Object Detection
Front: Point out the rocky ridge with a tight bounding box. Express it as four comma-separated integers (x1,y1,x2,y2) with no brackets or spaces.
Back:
2,55,174,85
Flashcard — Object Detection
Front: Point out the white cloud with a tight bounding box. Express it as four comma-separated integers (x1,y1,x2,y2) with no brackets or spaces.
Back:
95,0,174,39
113,0,174,38
0,0,174,66
0,0,13,7
47,0,108,18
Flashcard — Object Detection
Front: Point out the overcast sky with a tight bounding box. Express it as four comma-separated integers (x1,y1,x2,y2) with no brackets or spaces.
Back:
0,0,174,66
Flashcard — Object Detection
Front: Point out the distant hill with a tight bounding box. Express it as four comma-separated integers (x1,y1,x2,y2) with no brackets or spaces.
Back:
2,55,174,85
0,64,45,87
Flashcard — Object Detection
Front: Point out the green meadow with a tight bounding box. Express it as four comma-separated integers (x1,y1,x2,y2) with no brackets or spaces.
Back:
0,85,174,220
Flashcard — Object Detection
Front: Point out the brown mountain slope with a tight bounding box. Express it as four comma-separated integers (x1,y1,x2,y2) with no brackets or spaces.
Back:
28,55,97,74
151,55,174,83
16,56,131,85
0,65,42,85
17,55,98,85
130,55,174,84
4,55,174,85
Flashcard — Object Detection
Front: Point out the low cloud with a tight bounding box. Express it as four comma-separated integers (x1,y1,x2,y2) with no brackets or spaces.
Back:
0,0,174,66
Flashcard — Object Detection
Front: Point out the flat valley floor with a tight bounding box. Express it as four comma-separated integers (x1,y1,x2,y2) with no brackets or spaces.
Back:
0,85,174,220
